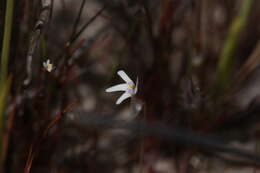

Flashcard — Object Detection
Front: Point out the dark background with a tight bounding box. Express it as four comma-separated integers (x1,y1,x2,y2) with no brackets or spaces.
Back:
1,0,260,172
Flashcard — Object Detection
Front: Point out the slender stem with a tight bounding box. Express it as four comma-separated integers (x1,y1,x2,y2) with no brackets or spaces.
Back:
0,0,14,169
69,5,106,46
24,0,51,86
1,0,14,84
216,0,252,91
70,0,86,42
0,78,11,166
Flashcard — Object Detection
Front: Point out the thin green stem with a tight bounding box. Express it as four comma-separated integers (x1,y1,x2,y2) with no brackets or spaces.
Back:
1,0,14,84
0,0,14,169
216,0,252,91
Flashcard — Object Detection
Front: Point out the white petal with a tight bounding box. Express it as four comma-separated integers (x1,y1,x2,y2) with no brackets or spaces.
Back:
47,59,50,64
105,84,128,92
43,62,46,67
47,66,52,72
117,70,133,83
116,92,131,105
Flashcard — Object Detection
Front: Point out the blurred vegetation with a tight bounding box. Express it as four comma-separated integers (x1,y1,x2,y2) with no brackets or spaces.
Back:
1,0,260,172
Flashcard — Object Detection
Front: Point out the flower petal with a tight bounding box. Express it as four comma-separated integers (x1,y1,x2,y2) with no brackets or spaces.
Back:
117,70,133,83
105,84,128,92
47,64,52,72
116,92,131,105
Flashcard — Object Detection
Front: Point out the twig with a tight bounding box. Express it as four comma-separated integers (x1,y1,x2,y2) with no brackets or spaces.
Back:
24,0,51,86
55,5,107,77
67,5,107,47
69,0,86,43
24,103,76,173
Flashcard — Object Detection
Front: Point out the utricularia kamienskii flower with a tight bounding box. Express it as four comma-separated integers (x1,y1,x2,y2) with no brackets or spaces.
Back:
106,70,138,105
43,59,54,72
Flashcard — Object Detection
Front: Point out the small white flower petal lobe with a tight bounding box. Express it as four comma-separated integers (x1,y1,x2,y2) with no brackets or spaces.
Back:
117,70,133,83
116,92,131,105
105,84,128,92
47,59,50,64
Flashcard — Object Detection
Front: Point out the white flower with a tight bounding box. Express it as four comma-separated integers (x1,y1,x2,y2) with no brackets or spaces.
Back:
43,59,54,72
106,70,138,105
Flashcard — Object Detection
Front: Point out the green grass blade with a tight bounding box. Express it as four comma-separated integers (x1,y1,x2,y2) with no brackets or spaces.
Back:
0,0,14,169
1,0,14,84
216,0,252,91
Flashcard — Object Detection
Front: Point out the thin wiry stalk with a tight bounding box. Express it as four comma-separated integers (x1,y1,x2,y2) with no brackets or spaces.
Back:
69,0,86,43
56,4,107,73
68,5,107,46
24,103,75,173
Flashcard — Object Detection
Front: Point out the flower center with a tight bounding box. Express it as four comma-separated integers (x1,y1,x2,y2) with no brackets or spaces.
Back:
47,64,53,71
127,84,135,89
126,83,135,95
